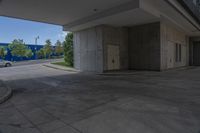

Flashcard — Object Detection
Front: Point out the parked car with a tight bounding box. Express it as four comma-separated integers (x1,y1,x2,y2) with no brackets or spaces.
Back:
0,59,12,67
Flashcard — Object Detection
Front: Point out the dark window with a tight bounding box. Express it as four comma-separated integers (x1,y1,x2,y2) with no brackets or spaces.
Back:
197,0,200,6
179,44,182,62
176,43,179,62
175,43,182,62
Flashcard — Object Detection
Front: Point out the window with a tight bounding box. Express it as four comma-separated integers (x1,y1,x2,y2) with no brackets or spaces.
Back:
179,44,182,62
197,0,200,6
176,44,179,62
175,43,182,62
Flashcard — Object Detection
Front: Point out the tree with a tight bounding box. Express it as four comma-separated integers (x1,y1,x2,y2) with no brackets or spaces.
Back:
0,47,6,59
36,48,45,59
8,39,33,58
8,39,28,57
63,33,73,66
43,39,52,58
25,49,33,58
55,40,63,56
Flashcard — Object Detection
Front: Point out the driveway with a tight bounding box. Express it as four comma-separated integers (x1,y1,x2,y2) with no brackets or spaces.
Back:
0,64,200,133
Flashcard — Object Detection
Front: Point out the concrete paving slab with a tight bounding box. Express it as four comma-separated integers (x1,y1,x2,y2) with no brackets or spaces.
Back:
0,64,200,133
37,120,66,133
50,126,80,133
15,104,56,125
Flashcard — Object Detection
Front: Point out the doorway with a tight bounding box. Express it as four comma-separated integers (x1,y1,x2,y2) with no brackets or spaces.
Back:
107,45,120,70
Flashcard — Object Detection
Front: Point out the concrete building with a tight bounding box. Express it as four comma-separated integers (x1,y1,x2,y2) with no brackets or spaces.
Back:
0,0,200,72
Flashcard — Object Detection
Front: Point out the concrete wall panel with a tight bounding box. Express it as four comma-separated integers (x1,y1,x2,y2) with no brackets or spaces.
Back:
160,22,189,70
102,26,129,71
129,22,161,71
73,26,103,72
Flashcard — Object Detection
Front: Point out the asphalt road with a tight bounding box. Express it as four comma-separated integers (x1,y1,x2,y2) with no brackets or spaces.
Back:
0,64,200,133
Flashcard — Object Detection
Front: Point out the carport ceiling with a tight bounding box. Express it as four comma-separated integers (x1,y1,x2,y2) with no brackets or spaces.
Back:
0,0,135,25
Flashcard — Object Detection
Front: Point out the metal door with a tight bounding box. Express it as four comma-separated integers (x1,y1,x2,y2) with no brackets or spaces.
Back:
107,45,120,70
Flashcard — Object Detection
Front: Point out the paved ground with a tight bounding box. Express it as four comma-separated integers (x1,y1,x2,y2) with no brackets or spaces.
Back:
0,64,200,133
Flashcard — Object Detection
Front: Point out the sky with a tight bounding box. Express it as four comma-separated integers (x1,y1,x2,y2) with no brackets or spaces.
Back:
0,16,68,45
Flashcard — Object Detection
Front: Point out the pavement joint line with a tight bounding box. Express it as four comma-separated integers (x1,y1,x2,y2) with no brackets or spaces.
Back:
44,124,66,133
13,105,44,133
32,102,83,133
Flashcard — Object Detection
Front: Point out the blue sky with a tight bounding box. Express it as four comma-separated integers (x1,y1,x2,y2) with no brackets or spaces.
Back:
0,16,68,45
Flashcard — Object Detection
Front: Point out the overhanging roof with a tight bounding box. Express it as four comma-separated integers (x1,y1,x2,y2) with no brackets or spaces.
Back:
0,0,200,34
0,0,136,25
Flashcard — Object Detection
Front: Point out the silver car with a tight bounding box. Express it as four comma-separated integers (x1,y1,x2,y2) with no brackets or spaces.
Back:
0,59,12,67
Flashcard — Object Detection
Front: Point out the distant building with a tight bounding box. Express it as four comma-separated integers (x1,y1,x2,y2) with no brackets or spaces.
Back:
0,43,43,61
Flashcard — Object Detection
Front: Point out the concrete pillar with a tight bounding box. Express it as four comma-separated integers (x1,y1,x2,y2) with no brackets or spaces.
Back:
73,25,129,73
73,26,104,73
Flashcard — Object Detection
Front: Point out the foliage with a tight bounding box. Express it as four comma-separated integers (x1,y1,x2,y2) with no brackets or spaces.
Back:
43,39,52,58
36,48,45,59
8,39,32,58
63,32,73,67
55,40,63,56
25,49,33,58
0,46,7,59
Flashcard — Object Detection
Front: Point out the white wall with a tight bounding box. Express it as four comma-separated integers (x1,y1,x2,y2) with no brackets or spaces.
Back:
160,22,189,70
73,26,104,73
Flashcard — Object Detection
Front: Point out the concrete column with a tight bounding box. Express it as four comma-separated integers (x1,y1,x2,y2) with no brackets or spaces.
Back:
73,25,129,73
73,26,104,73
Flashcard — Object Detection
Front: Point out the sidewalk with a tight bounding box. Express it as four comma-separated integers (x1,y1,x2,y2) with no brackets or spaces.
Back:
0,81,12,104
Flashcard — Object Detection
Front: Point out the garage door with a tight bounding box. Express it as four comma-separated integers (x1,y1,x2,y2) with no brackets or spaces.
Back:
193,42,200,66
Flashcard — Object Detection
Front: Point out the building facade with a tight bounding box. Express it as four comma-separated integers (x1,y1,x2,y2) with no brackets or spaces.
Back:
71,0,200,72
0,0,200,72
0,43,44,61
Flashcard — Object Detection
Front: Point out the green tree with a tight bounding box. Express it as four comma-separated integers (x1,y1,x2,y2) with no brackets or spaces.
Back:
43,39,52,58
0,47,6,59
8,39,27,57
55,40,63,56
25,49,33,58
63,33,73,66
36,48,45,59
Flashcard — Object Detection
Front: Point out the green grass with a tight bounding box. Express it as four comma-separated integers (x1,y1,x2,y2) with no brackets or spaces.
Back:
52,62,72,67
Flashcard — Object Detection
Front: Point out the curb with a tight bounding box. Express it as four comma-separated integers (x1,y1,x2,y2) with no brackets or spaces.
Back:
43,64,79,73
0,83,12,104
